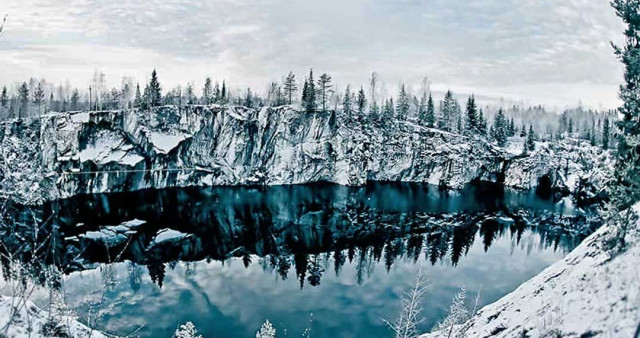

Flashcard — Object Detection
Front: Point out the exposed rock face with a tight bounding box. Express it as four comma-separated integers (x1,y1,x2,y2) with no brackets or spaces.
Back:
0,105,612,204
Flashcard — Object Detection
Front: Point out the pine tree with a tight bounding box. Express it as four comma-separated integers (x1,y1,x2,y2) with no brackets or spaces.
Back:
244,87,253,108
608,0,640,248
70,89,80,111
396,84,410,119
18,82,29,119
317,73,332,112
343,85,352,115
418,92,427,122
185,83,195,104
603,118,610,149
509,118,515,136
465,95,477,133
568,118,573,135
520,124,527,137
304,70,317,112
426,93,435,128
221,81,227,103
492,108,508,147
357,87,366,117
527,125,536,151
477,108,486,135
32,83,45,115
213,82,221,103
284,71,297,105
439,90,456,131
1,86,8,117
203,77,213,104
149,69,162,107
134,84,142,108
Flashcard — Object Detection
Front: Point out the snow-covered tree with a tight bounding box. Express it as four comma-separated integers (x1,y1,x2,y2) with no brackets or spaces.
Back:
491,108,508,147
18,82,29,119
284,71,297,105
32,82,45,115
357,87,367,117
396,84,410,119
386,268,429,338
433,287,469,337
343,85,352,116
202,77,213,104
465,95,477,133
302,69,317,113
606,0,640,250
173,322,202,338
426,93,435,128
256,320,277,338
317,73,332,112
439,90,456,131
603,118,610,149
527,125,536,152
149,69,162,107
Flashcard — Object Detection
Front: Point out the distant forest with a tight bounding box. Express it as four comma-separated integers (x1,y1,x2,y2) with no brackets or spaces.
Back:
0,69,617,149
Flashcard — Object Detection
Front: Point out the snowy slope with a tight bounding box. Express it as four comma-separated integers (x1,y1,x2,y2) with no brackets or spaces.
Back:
420,204,640,338
0,105,614,204
0,295,111,338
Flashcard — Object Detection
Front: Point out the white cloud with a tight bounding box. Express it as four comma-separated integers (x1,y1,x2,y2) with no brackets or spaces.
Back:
0,0,626,109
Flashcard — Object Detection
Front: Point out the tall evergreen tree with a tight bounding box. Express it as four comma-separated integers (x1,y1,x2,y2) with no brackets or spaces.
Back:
203,77,213,104
603,118,610,149
357,87,367,118
439,90,456,131
418,92,427,123
568,118,574,134
608,0,640,248
1,86,8,117
18,82,29,119
134,84,142,108
342,85,352,116
284,72,297,105
426,93,435,128
70,89,80,111
527,125,536,151
317,73,332,112
396,84,410,119
149,69,162,107
221,81,227,103
32,83,45,115
305,69,317,112
465,95,477,133
491,108,508,147
477,108,486,135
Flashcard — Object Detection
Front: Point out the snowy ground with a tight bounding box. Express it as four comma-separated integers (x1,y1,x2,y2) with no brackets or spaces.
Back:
0,295,111,338
421,204,640,338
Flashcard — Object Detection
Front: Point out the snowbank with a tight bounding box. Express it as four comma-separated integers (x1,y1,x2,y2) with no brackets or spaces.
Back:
421,204,640,338
0,295,111,338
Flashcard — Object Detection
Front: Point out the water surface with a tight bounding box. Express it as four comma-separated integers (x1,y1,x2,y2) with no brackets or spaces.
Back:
1,183,594,337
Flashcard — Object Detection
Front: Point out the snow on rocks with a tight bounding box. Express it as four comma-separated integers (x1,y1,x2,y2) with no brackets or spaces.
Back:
150,228,189,246
420,203,640,338
0,106,614,204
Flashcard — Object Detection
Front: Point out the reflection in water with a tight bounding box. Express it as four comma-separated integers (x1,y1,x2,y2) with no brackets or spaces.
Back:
0,183,599,337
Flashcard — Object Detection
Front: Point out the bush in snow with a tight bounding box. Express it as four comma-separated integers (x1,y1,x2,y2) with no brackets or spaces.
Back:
174,321,203,338
386,268,430,338
432,286,469,338
256,319,277,338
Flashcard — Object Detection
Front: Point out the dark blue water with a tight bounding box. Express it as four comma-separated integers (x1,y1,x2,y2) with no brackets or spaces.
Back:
1,183,594,337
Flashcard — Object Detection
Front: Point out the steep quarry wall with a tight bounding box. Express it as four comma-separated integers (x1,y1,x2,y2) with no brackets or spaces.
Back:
0,105,612,204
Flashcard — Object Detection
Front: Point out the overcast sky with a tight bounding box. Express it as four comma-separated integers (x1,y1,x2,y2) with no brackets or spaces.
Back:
0,0,626,110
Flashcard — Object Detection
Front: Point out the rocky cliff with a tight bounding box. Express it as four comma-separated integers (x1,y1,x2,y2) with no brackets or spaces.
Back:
0,105,612,204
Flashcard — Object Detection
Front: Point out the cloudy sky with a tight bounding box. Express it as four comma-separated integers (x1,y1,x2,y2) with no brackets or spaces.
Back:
0,0,626,109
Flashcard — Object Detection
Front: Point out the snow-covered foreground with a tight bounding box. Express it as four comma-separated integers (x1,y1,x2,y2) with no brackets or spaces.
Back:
0,295,111,338
421,204,640,338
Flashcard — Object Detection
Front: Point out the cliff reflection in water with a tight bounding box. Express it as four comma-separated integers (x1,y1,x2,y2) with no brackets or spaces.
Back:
2,182,597,289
